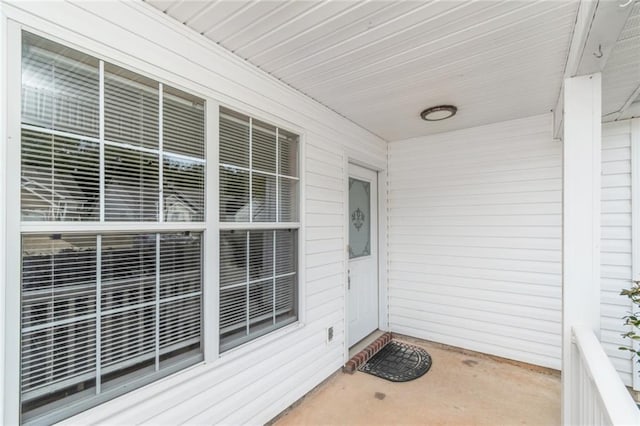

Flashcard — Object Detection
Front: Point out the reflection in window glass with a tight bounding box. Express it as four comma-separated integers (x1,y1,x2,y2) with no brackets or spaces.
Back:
104,64,159,149
163,155,204,222
105,146,159,221
20,232,203,423
22,33,99,137
219,107,300,352
19,31,206,425
219,109,299,224
21,129,99,221
219,229,297,351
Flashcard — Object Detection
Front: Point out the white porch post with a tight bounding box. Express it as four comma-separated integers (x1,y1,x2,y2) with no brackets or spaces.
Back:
562,73,602,425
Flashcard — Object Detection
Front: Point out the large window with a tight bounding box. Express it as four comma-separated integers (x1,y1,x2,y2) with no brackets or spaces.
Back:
19,32,205,424
219,108,300,351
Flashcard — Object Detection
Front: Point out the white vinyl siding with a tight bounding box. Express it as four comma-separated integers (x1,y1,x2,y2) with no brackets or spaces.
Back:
388,114,562,369
0,2,388,425
601,120,634,386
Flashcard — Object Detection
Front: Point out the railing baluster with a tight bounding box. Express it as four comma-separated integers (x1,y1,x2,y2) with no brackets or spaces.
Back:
570,325,640,425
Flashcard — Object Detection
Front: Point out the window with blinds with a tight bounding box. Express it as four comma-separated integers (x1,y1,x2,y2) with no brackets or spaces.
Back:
219,107,300,351
19,32,205,425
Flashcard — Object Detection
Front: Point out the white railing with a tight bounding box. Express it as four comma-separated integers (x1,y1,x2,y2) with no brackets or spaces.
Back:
570,325,640,425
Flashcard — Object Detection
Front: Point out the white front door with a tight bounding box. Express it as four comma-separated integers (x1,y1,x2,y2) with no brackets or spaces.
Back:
348,163,378,347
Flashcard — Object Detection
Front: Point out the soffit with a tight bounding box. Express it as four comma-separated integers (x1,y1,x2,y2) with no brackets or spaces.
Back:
145,0,580,141
602,2,640,122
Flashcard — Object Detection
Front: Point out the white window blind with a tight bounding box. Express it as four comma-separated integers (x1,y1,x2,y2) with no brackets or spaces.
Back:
21,129,100,221
19,32,206,425
219,108,300,351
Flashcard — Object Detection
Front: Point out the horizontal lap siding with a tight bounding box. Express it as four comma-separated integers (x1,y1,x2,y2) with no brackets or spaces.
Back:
3,1,387,425
601,120,634,387
388,114,562,369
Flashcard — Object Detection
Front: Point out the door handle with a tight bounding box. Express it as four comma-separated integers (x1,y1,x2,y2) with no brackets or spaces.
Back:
348,269,351,290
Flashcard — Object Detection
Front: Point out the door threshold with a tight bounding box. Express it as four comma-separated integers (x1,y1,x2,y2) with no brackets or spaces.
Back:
349,330,387,359
344,331,392,373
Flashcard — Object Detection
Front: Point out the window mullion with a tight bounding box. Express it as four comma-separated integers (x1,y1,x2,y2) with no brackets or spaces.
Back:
158,84,164,224
218,222,299,231
246,231,250,336
20,222,206,234
276,127,279,223
249,117,253,224
272,229,276,325
155,233,160,371
99,60,105,223
96,234,102,394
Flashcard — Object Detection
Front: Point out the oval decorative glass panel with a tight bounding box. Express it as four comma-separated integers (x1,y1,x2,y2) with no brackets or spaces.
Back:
349,178,371,259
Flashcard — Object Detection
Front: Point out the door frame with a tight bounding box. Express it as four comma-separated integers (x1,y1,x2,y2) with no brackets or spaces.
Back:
342,151,388,364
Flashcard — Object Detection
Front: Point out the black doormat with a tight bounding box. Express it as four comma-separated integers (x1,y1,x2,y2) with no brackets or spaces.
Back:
359,340,432,382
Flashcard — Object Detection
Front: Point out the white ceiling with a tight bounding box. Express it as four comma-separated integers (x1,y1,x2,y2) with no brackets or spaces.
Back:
602,1,640,122
145,0,587,141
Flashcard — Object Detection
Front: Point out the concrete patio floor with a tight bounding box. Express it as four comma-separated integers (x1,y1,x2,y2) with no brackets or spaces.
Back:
274,336,560,426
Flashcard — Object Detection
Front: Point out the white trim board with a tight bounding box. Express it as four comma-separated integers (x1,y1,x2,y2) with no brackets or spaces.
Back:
630,117,640,390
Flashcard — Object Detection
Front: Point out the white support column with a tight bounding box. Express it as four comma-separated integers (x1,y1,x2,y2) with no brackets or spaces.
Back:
0,6,7,425
632,117,640,391
562,73,602,425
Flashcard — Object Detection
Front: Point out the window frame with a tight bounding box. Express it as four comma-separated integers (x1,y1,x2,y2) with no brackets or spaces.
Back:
217,106,305,354
5,25,217,425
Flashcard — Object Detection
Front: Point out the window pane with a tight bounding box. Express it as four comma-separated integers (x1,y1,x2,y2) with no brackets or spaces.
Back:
276,229,297,275
21,129,99,221
104,64,159,149
159,295,201,368
249,280,274,334
220,108,249,168
163,87,205,159
163,155,204,222
220,230,247,287
160,233,202,299
100,306,156,390
220,166,249,222
22,32,99,137
279,177,299,222
219,285,247,347
278,129,298,177
21,234,97,421
159,233,203,368
105,145,159,221
101,233,156,387
349,178,371,259
252,172,276,222
249,230,274,281
252,120,276,174
101,234,156,311
276,274,297,322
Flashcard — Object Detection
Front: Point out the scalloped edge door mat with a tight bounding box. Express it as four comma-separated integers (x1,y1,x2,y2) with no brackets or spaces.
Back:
359,340,432,382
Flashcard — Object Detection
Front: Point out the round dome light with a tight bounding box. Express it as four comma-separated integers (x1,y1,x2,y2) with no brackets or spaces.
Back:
420,105,457,121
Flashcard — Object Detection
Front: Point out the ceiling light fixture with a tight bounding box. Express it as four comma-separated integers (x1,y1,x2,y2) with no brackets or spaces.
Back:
420,105,457,121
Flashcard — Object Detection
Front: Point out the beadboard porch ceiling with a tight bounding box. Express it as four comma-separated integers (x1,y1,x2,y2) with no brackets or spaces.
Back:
144,0,637,142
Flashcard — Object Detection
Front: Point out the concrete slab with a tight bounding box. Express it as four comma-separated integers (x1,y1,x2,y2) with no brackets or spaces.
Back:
275,336,560,426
